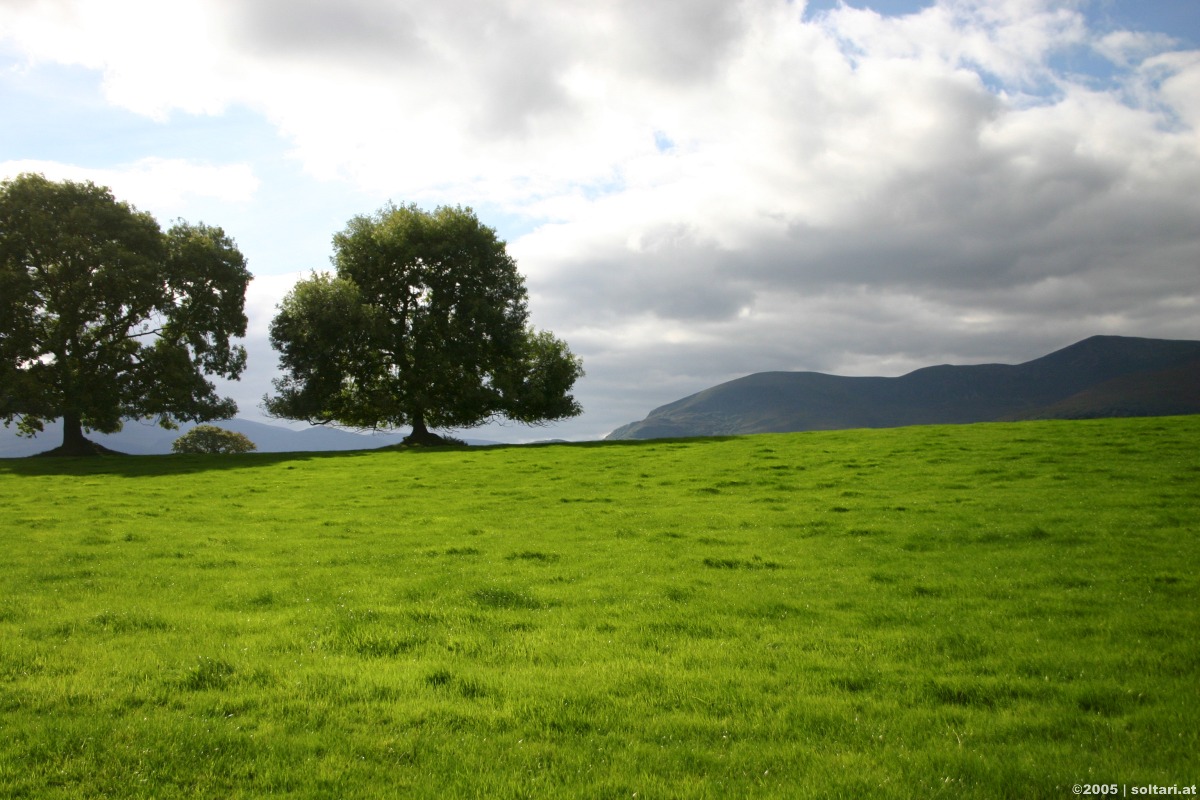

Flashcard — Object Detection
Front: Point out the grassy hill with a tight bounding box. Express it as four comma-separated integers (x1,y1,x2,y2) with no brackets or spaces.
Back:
608,335,1200,439
2,417,1198,798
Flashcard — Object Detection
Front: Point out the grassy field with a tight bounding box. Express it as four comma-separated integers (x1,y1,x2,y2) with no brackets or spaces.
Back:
1,417,1198,798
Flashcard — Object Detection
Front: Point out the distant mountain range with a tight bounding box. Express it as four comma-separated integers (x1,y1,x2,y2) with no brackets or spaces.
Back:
606,335,1200,440
0,418,493,458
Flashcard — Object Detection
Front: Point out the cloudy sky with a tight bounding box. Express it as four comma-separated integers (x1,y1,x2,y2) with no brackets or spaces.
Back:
3,0,1199,441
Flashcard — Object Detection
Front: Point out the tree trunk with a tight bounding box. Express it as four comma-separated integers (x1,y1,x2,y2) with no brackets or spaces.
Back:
411,413,428,439
38,412,120,456
403,412,446,446
61,412,92,455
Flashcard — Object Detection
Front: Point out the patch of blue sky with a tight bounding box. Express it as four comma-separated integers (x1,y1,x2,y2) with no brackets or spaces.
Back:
0,51,282,168
576,167,627,202
468,169,631,244
799,0,1191,106
653,130,676,153
802,1,1196,52
1048,44,1125,89
1091,0,1199,49
801,0,931,20
466,203,546,245
2,57,114,163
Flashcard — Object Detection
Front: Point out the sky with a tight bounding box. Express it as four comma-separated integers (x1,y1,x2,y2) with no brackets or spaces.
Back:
2,0,1199,442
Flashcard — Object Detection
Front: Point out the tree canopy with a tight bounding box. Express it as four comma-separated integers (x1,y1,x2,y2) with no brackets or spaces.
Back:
0,173,251,455
265,203,582,443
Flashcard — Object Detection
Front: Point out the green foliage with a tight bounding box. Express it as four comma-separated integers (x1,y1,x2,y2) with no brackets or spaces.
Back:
266,203,582,438
1,417,1198,798
0,173,250,453
171,425,257,455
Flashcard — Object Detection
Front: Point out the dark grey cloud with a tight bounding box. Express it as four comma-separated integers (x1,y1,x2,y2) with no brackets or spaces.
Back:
231,0,585,142
607,0,749,84
233,0,428,63
462,11,576,138
538,239,755,323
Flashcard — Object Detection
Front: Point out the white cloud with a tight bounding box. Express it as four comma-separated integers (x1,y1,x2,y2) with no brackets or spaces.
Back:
0,157,260,216
1095,29,1178,67
0,0,237,118
1147,50,1200,130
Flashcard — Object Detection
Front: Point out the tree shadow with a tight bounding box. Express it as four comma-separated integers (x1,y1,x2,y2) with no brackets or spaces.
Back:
472,435,741,452
0,434,744,477
0,448,359,478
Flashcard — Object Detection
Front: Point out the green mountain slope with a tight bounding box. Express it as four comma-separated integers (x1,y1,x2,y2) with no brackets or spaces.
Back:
607,335,1200,439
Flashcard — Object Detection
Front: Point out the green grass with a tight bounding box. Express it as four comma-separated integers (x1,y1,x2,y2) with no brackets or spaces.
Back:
1,417,1198,798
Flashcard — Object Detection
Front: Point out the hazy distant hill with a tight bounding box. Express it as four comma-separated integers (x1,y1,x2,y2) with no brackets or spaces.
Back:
606,335,1200,440
0,418,477,458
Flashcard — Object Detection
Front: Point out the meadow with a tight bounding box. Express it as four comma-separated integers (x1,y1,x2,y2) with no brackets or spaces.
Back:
1,417,1197,798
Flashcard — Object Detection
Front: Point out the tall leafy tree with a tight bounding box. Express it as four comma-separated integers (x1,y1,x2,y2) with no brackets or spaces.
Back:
0,173,251,455
266,203,582,443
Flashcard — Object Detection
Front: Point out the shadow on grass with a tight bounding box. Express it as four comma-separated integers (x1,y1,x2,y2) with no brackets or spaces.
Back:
0,449,357,477
0,435,743,477
471,435,741,452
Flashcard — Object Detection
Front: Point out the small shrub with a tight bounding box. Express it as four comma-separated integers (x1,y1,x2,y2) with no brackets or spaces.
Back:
172,425,257,455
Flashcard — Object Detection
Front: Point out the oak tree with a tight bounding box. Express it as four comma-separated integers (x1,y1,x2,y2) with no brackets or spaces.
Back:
0,174,251,455
265,203,582,444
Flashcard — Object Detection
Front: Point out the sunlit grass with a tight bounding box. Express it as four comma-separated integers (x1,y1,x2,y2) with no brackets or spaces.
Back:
1,417,1198,798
